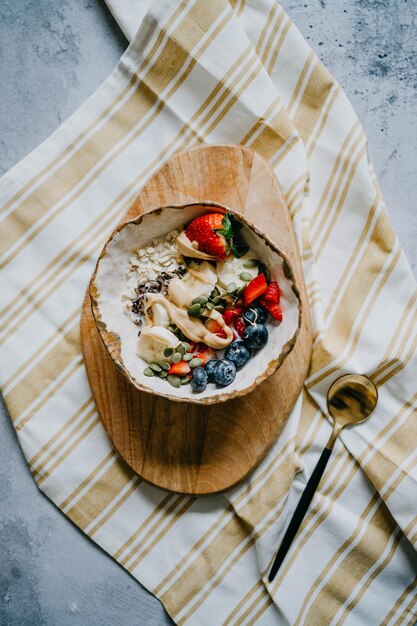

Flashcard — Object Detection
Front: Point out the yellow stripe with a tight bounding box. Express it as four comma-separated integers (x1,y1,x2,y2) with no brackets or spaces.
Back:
65,460,136,531
4,324,80,414
294,498,397,625
292,61,334,145
58,450,116,510
0,0,232,268
382,577,417,625
37,414,100,485
1,309,79,390
114,493,176,560
266,17,292,76
309,213,398,377
16,357,84,432
306,85,340,158
314,144,367,257
29,397,93,468
0,0,192,217
286,50,315,114
310,120,360,230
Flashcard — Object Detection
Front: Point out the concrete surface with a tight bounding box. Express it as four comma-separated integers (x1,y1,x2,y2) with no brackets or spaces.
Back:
0,1,416,624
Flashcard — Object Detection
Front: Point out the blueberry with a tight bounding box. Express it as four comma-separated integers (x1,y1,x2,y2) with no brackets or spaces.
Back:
204,359,218,382
243,323,268,349
191,367,208,392
243,304,268,325
225,340,251,369
213,359,236,386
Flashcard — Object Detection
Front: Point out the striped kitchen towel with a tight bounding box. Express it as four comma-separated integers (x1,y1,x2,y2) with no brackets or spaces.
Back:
1,0,416,623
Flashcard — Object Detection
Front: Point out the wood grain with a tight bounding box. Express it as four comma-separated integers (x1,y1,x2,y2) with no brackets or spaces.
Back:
81,144,312,495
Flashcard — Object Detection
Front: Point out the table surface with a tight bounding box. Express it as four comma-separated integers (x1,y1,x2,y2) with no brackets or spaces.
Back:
1,1,416,624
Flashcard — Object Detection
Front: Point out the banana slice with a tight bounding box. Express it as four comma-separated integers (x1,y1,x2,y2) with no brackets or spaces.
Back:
151,302,171,327
137,326,179,363
217,251,258,290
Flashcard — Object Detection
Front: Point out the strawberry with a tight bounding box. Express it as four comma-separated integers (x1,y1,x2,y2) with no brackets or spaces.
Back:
263,303,282,321
260,280,283,321
222,306,243,326
187,341,197,353
242,274,268,306
193,348,216,366
262,281,280,304
234,317,246,337
185,212,231,259
168,361,191,376
205,318,227,339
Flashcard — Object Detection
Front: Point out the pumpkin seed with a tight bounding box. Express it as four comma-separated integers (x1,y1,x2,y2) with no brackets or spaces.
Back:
171,352,182,363
187,303,201,317
192,295,208,306
177,344,185,356
206,302,214,310
144,367,155,377
163,347,174,357
157,360,170,371
227,282,237,293
239,272,253,282
189,357,203,368
159,371,168,378
210,287,219,299
182,342,191,353
243,258,259,268
214,304,225,313
183,353,193,362
181,377,191,385
167,375,181,388
149,363,162,372
213,295,224,305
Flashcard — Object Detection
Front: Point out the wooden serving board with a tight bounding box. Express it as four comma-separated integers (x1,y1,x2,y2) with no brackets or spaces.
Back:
81,145,312,495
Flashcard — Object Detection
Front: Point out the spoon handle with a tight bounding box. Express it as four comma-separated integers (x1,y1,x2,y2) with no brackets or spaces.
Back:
268,446,333,582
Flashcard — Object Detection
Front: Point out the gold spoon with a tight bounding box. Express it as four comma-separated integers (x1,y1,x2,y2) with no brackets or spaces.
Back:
268,374,378,582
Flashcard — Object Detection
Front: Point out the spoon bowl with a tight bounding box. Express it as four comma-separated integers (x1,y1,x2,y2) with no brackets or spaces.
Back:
326,374,378,447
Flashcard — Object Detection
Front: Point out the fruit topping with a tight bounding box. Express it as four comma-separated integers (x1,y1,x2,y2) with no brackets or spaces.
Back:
168,361,191,376
225,340,251,369
184,212,249,260
185,213,231,260
243,323,269,349
263,303,282,321
262,281,281,304
243,304,268,325
234,317,246,337
191,367,208,392
205,318,228,339
260,281,283,321
204,359,219,382
242,274,268,306
222,306,243,326
193,347,216,365
213,359,237,386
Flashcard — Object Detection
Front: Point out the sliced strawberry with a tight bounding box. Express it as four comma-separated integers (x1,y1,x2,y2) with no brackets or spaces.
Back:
234,317,246,337
205,318,222,333
262,281,280,304
204,318,227,339
168,361,191,376
263,302,283,321
193,348,216,365
222,306,243,326
243,274,268,306
185,212,230,259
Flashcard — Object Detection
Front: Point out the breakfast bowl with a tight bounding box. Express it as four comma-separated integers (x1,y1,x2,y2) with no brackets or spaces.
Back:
89,201,302,405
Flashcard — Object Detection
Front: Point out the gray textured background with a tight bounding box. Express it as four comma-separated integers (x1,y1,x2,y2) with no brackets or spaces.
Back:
1,1,416,625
